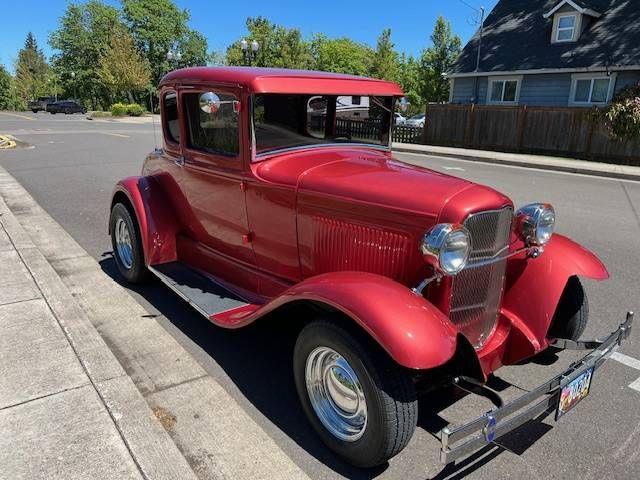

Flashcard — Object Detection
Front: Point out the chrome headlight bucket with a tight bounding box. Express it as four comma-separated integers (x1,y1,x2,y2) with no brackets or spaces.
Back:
420,224,471,276
516,203,555,246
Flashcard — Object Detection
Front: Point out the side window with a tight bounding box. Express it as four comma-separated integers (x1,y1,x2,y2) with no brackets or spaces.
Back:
184,91,239,156
163,91,180,144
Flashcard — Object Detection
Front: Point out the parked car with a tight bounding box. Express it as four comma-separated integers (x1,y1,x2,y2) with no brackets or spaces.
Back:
48,100,86,114
405,112,426,128
394,112,406,125
28,96,56,113
109,67,632,468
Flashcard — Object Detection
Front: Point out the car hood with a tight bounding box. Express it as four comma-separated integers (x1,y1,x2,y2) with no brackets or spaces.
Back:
252,147,510,221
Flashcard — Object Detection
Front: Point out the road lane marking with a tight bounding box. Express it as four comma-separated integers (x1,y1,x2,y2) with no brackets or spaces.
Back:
611,352,640,392
0,112,34,121
611,352,640,370
442,166,465,171
101,132,130,138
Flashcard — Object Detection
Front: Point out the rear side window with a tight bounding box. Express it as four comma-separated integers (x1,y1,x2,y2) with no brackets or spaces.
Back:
163,91,180,144
184,92,239,156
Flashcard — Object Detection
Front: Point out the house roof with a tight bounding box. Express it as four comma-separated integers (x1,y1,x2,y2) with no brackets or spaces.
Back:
159,67,404,96
450,0,640,76
543,0,602,18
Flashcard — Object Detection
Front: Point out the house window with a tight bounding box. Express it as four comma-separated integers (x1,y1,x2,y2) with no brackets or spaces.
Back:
555,14,577,42
570,75,615,105
488,77,521,104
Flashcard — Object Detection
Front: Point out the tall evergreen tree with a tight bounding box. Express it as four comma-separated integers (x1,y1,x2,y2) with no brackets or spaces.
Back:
420,16,461,103
15,32,49,101
370,29,398,82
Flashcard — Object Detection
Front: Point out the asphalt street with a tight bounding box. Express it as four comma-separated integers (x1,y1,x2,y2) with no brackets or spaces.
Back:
1,111,639,480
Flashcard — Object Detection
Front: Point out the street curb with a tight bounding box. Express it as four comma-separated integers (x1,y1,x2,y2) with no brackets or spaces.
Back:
392,144,640,182
0,171,198,480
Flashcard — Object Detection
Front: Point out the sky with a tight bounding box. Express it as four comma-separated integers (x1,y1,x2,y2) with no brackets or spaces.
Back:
0,0,498,72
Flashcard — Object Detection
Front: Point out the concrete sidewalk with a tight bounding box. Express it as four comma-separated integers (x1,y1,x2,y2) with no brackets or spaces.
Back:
0,196,197,480
392,142,640,181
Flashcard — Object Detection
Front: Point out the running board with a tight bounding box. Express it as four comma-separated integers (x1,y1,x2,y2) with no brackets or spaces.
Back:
148,262,258,325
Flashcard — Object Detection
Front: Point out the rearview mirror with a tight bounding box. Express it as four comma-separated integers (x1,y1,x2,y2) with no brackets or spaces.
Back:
200,92,221,114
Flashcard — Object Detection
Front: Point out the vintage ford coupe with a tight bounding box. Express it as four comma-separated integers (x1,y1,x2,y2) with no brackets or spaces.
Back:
109,67,632,468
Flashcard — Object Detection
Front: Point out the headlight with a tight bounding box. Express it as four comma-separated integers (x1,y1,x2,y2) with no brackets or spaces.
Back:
420,224,471,276
516,203,555,246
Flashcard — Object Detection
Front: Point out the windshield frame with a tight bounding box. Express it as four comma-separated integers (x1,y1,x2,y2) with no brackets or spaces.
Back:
250,93,395,161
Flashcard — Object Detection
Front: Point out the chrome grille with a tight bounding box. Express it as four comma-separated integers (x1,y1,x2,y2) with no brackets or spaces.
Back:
450,207,513,349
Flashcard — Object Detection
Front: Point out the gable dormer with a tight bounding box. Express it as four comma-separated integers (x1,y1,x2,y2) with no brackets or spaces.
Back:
543,0,601,44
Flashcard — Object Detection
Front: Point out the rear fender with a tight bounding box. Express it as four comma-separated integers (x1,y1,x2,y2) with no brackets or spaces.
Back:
110,176,179,265
502,234,608,356
240,271,460,370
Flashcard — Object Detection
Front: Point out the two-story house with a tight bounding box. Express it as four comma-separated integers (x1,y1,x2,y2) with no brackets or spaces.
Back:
449,0,640,107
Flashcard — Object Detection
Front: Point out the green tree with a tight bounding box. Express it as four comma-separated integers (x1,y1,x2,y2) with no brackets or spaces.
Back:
370,29,398,81
99,27,150,102
419,16,461,103
49,0,122,109
15,32,50,102
0,64,25,110
310,34,372,75
122,0,207,83
225,17,312,69
397,54,423,114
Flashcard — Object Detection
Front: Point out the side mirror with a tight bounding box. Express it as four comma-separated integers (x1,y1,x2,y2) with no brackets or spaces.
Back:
200,92,221,114
397,97,410,112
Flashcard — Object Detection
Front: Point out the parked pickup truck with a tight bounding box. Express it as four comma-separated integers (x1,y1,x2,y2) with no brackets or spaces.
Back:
109,67,633,468
27,96,56,113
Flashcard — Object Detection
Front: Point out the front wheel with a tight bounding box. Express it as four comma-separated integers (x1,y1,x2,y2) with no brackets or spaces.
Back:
548,276,589,340
294,319,417,467
109,203,148,283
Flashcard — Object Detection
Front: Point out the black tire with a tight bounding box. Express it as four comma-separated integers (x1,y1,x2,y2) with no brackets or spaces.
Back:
64,108,71,114
109,202,148,283
548,276,589,340
293,319,417,468
32,109,38,113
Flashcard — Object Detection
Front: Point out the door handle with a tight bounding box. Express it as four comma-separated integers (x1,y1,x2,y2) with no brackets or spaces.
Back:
174,156,185,167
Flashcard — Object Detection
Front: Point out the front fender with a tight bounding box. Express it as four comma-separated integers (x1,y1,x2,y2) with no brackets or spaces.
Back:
245,271,459,370
502,234,608,352
111,176,179,265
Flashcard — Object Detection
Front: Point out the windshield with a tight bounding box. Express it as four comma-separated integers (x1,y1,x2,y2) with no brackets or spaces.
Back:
410,114,425,119
252,94,393,155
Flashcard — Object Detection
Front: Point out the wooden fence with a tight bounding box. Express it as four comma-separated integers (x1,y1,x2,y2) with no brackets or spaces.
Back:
423,104,640,165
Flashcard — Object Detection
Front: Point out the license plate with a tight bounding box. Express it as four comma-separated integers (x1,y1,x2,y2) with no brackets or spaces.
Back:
556,367,594,420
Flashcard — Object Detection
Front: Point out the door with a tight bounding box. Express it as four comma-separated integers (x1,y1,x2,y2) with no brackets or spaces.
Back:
178,87,255,268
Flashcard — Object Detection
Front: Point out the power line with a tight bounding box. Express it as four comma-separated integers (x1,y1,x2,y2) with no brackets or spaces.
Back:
457,0,482,14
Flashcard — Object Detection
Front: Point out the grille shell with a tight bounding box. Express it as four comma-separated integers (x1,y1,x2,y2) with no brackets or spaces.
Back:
450,207,513,349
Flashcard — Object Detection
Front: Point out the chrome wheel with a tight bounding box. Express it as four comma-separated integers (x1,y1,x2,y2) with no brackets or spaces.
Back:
305,346,367,442
114,217,133,270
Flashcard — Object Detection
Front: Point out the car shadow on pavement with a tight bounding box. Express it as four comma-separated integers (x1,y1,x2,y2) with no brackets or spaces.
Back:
99,254,557,479
99,255,386,479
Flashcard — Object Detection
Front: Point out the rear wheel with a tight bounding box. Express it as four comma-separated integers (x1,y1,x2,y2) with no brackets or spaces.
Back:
293,319,417,467
109,203,147,283
548,276,589,340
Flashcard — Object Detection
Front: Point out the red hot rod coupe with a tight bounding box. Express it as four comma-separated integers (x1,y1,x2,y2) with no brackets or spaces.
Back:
110,67,633,468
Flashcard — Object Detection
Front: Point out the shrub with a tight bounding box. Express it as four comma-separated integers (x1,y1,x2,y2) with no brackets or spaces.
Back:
602,83,640,141
111,103,128,116
126,103,145,117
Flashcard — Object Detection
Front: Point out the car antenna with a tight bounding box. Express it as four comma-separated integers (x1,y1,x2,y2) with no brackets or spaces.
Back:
150,89,159,152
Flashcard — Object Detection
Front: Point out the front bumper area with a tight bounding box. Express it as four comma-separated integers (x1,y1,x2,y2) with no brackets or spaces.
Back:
440,312,634,465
